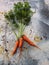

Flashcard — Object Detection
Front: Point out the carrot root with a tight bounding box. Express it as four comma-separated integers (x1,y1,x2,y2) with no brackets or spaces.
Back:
19,37,23,48
19,37,23,55
11,40,19,55
11,35,41,56
22,35,41,49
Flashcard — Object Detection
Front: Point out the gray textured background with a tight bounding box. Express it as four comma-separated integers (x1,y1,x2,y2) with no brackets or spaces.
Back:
0,0,49,65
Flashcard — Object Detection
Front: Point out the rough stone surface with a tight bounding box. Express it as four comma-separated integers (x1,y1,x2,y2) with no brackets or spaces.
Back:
0,0,49,65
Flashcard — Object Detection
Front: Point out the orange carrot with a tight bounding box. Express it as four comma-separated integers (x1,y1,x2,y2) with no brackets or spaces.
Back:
18,37,23,58
22,35,41,49
11,40,19,55
19,37,23,48
19,37,23,51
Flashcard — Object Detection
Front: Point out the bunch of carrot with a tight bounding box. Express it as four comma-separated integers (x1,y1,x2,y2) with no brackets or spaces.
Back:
4,2,41,56
11,35,41,55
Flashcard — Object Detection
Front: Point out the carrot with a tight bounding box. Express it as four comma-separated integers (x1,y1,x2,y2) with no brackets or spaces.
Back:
11,40,19,55
19,37,23,51
19,37,23,48
18,37,23,58
22,35,41,49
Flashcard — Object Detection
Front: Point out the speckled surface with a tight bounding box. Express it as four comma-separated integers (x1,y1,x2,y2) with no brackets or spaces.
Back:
0,0,49,65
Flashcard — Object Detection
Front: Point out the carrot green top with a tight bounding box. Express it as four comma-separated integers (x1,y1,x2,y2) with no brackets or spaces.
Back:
4,2,35,39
